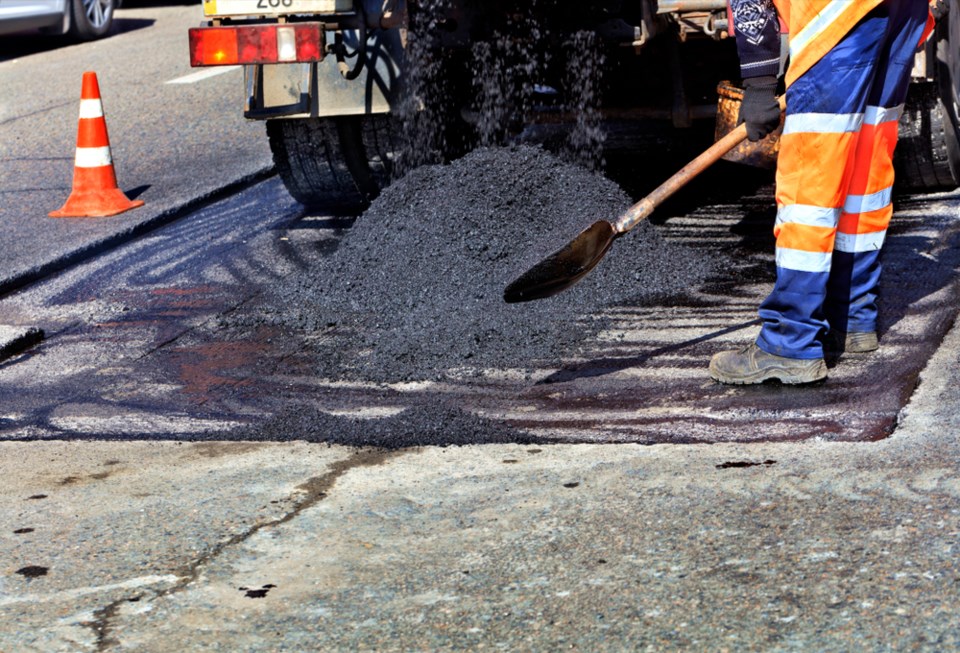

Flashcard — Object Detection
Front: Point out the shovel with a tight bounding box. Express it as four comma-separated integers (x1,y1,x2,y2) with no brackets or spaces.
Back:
503,98,784,303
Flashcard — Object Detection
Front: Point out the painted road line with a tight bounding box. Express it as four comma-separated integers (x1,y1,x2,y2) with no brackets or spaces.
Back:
166,66,241,85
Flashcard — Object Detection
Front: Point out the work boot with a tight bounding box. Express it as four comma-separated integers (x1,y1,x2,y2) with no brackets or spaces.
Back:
824,330,879,356
709,343,827,385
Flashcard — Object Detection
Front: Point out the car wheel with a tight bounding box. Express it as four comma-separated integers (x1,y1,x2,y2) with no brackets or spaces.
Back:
68,0,116,41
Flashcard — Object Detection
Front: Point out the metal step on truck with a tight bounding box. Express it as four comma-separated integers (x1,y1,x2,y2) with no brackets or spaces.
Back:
188,0,960,208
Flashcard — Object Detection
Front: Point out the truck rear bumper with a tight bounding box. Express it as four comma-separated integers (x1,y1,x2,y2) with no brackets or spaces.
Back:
241,19,403,120
189,14,403,119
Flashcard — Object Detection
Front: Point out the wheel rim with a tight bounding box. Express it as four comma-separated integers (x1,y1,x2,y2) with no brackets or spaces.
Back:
81,0,112,30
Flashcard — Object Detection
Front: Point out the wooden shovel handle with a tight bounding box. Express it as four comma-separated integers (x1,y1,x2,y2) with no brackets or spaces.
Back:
613,95,786,235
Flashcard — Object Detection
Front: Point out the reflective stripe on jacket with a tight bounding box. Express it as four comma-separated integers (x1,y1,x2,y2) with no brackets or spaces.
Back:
773,0,884,86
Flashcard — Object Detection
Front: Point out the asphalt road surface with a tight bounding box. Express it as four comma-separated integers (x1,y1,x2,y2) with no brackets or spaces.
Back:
2,5,960,650
2,3,959,447
0,1,273,295
1,165,958,446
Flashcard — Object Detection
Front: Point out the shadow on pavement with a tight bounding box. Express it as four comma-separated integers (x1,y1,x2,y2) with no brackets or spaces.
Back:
0,18,155,63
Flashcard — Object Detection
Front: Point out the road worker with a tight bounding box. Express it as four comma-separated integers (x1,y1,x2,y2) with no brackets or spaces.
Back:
710,0,938,384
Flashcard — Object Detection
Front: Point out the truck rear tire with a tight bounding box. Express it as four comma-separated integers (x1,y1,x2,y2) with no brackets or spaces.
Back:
266,115,397,210
895,82,959,192
894,11,960,192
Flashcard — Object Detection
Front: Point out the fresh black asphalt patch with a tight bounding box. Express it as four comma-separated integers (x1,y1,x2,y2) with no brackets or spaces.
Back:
1,152,958,446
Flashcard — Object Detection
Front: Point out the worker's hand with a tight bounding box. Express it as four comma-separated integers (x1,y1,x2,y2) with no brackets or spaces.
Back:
738,75,781,142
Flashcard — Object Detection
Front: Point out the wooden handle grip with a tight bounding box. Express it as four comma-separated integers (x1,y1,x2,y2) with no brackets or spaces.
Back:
614,95,785,235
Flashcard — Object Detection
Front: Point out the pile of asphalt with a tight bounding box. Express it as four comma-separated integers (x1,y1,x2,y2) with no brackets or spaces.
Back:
257,145,715,383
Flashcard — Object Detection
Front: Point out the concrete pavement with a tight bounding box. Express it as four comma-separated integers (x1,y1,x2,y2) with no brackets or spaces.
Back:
2,315,959,650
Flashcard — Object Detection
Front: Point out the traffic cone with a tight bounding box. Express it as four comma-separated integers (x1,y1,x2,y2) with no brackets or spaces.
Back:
49,72,144,218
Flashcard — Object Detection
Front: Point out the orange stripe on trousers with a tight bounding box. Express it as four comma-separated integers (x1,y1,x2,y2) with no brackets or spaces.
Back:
838,205,893,236
773,222,837,253
776,131,860,209
845,121,898,197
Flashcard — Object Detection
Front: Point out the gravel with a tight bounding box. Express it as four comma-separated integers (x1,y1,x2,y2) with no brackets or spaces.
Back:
256,145,717,383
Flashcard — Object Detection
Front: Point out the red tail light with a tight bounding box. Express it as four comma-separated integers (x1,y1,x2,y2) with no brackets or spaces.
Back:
189,23,325,66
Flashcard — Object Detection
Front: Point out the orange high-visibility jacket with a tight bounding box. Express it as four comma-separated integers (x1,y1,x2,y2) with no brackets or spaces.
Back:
774,0,885,86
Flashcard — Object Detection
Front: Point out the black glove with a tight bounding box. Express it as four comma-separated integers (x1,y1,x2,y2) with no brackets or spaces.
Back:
738,75,781,142
932,0,948,21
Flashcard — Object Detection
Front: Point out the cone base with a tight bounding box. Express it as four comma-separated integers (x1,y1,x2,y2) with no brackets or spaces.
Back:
49,188,144,218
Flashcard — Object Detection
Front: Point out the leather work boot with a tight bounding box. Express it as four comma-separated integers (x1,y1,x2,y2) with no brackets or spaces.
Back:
843,331,878,353
825,330,879,356
709,343,828,385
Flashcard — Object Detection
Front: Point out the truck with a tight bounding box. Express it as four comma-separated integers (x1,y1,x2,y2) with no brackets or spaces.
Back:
188,1,960,208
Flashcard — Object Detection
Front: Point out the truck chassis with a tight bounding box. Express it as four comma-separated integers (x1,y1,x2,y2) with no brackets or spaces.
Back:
189,0,960,207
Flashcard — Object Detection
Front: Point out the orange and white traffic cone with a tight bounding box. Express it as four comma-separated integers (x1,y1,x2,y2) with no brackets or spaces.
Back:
49,71,144,218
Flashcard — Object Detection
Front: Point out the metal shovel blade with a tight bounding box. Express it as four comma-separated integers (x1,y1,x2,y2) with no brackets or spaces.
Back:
503,220,618,303
501,97,785,305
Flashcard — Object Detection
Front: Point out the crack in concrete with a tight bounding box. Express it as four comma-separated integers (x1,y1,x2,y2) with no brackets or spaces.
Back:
82,446,404,650
86,599,124,652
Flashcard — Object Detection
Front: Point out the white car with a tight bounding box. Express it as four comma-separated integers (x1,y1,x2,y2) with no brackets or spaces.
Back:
0,0,119,41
